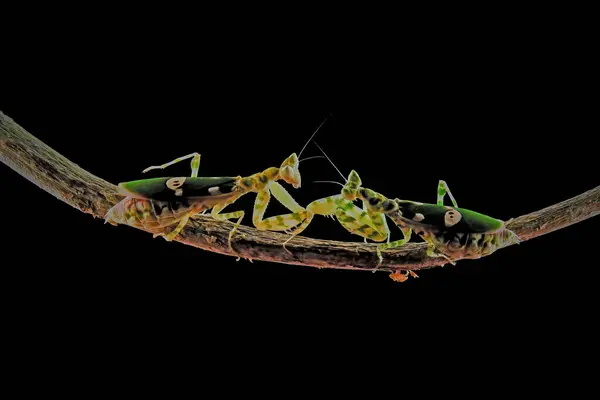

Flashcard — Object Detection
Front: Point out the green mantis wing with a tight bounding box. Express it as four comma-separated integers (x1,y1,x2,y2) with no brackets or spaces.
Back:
118,176,239,201
454,207,505,233
394,201,504,233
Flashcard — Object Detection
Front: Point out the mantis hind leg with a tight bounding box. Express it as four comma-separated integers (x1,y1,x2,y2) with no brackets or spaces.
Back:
142,152,201,177
211,202,245,253
425,240,457,265
437,180,458,207
154,215,191,241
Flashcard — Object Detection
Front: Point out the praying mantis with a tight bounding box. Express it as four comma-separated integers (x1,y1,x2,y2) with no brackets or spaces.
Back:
273,143,520,281
104,120,328,251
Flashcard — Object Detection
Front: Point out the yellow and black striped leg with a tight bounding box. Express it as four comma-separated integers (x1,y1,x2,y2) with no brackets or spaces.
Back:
291,195,343,235
250,182,311,253
252,182,307,233
153,215,190,241
288,194,385,243
334,201,389,243
333,200,391,261
362,202,371,244
210,202,245,255
277,194,343,253
425,242,457,266
376,226,412,267
437,180,458,207
142,152,201,177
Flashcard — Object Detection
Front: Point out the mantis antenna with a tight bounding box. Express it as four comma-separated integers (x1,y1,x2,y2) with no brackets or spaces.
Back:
298,155,325,163
312,180,345,187
297,115,331,159
313,141,347,183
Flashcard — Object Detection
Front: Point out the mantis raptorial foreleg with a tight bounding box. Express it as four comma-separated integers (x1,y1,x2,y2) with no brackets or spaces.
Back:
278,193,392,251
335,201,389,242
252,181,307,232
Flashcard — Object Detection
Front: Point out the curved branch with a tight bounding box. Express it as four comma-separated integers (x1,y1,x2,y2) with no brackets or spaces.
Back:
2,110,599,275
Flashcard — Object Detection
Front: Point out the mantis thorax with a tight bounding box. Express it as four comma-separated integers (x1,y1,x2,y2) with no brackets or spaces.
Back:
237,153,301,193
278,153,301,188
342,170,398,214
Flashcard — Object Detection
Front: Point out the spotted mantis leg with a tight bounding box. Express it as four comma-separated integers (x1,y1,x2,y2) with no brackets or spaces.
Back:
209,180,306,252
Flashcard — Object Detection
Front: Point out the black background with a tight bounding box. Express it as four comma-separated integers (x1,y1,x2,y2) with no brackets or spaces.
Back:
1,14,599,378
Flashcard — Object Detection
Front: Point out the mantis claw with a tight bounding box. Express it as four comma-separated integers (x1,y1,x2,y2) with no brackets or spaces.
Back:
282,235,295,256
153,232,174,241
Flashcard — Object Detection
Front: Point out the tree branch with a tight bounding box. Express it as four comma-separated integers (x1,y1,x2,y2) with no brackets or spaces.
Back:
2,110,599,275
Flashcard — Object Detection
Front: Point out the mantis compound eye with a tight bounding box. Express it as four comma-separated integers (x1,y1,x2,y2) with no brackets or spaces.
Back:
281,166,301,188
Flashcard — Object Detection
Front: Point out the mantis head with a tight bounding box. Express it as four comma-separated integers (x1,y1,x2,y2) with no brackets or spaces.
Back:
342,170,362,200
280,153,301,189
